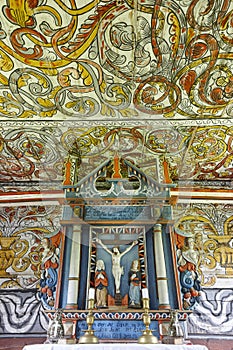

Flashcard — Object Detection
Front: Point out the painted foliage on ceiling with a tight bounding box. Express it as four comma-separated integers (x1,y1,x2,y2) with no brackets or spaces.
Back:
1,123,233,184
0,0,232,120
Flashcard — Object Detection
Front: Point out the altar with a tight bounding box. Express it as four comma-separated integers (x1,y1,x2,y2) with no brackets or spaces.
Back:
22,344,209,350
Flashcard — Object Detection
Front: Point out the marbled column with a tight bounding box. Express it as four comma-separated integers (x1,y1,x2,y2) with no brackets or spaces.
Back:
66,224,82,309
153,224,170,309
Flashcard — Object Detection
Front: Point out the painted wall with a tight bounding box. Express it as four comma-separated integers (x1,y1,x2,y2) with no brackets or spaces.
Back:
173,203,233,337
0,202,232,339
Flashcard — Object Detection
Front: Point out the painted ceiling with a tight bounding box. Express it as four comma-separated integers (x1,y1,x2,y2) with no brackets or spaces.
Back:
0,0,233,191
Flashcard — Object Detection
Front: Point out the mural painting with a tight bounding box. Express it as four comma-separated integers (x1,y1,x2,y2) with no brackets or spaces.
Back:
0,205,62,334
173,203,233,336
0,180,233,336
2,124,233,185
0,1,231,120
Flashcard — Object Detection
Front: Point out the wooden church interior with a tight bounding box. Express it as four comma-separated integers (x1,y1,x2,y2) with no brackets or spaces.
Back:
0,0,233,349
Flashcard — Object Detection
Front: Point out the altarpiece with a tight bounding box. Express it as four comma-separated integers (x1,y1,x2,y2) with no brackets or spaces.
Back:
50,152,189,340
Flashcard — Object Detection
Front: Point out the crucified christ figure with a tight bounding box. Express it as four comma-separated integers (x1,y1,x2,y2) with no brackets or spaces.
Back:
96,238,138,294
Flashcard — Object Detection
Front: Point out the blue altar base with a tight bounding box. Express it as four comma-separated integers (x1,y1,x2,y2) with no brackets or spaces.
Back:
76,320,159,340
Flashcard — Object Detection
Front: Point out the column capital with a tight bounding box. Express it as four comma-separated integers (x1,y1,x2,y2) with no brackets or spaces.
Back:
153,223,162,231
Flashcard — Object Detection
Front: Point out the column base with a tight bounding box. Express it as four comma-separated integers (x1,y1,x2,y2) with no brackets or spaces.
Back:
115,293,122,306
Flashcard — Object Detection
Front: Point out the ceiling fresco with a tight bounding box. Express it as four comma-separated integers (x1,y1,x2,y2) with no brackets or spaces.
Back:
1,123,233,188
0,0,233,187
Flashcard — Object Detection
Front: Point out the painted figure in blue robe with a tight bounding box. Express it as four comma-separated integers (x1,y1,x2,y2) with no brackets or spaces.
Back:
128,259,142,308
39,237,60,309
177,237,201,309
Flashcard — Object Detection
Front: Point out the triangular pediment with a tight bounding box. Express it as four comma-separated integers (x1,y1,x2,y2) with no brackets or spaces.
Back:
63,155,175,199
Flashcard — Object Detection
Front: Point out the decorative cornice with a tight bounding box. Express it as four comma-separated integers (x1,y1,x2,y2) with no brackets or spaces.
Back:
47,309,191,321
